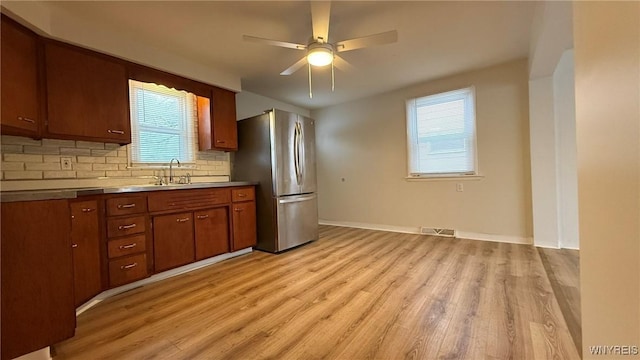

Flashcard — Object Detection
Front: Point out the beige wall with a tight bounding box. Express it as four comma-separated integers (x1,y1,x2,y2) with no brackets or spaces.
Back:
312,59,533,241
574,1,640,357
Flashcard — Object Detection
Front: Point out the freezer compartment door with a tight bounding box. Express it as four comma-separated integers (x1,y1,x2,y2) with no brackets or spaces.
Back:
275,193,318,252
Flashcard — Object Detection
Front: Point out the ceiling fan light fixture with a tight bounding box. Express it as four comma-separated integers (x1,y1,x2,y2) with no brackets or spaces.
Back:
307,45,333,67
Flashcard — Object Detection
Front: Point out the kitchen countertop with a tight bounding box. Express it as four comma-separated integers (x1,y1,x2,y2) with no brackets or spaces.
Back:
0,181,258,202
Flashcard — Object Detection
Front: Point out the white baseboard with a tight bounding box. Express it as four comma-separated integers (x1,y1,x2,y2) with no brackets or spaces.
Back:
76,248,252,316
319,220,420,234
319,220,532,245
456,231,532,245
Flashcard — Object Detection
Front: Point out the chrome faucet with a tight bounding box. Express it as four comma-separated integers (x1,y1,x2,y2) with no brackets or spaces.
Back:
169,158,181,183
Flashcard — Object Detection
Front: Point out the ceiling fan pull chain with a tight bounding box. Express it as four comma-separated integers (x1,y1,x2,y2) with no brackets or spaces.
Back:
331,61,335,92
308,63,313,99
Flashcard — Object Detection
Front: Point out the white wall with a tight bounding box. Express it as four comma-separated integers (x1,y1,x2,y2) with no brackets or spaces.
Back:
235,91,310,120
313,59,533,242
528,49,578,250
553,50,579,249
574,1,640,356
529,76,561,248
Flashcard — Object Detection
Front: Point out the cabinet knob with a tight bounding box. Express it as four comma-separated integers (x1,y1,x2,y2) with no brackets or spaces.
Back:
17,116,36,124
71,243,78,248
108,129,125,135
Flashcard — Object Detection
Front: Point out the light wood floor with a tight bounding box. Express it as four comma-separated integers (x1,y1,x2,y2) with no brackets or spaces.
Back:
538,248,581,357
54,226,580,359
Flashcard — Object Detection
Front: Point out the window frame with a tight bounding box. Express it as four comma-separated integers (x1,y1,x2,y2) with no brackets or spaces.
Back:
405,86,478,178
128,80,197,167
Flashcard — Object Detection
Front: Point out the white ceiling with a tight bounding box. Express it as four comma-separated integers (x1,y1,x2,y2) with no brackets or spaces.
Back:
47,1,536,110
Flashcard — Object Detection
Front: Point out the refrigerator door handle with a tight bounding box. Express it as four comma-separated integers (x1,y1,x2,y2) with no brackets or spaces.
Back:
294,122,303,185
278,194,317,204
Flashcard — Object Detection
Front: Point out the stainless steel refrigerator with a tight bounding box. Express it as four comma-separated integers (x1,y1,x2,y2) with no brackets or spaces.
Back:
233,109,318,253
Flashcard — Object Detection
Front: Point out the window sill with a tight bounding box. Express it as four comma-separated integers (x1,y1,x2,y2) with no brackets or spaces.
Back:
404,175,484,182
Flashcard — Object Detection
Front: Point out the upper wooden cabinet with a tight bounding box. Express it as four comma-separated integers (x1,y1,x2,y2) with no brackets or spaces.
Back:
1,15,41,137
198,87,238,152
44,42,131,144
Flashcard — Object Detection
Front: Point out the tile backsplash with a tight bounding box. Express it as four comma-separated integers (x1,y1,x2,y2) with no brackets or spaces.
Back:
0,135,230,189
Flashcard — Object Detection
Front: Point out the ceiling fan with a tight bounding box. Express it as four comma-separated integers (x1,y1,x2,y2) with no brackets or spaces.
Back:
243,1,398,98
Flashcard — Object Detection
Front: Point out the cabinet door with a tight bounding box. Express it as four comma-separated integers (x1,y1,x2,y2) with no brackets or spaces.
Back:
153,212,194,272
232,201,257,251
211,87,238,151
1,200,75,360
194,207,229,260
45,42,130,144
70,200,103,307
1,16,40,136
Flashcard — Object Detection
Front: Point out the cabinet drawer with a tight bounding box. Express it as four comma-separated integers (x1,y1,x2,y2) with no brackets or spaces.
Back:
108,234,146,259
148,188,231,212
107,215,146,238
109,254,148,287
106,196,147,216
232,187,255,202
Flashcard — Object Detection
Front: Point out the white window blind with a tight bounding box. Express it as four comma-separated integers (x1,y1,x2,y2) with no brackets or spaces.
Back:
406,87,477,177
129,80,196,165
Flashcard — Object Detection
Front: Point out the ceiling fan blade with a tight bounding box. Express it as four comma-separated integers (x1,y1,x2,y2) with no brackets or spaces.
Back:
280,57,308,75
310,1,331,43
335,30,398,53
333,55,354,72
243,35,306,50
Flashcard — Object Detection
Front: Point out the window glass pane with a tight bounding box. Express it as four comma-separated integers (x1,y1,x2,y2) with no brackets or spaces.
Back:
129,80,196,166
406,87,476,176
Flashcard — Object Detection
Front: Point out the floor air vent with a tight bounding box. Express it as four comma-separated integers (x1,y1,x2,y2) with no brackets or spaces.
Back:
420,227,456,237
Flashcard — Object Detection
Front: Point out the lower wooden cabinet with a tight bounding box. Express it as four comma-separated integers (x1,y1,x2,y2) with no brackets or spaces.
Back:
70,200,103,307
1,200,76,360
109,253,148,287
153,212,195,272
232,201,257,251
194,207,230,260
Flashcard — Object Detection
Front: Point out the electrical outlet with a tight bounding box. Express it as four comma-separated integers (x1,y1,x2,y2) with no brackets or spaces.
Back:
61,157,73,170
456,183,464,192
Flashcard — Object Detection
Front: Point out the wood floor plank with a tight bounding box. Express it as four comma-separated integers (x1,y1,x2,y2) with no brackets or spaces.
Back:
54,226,580,360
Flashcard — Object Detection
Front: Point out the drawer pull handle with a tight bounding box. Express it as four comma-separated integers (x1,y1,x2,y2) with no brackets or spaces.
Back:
17,116,36,123
196,215,209,220
238,193,247,197
120,262,138,270
119,243,137,249
118,223,137,230
176,217,190,223
82,208,96,212
71,243,78,248
117,203,136,209
216,140,226,144
108,129,125,135
234,208,243,212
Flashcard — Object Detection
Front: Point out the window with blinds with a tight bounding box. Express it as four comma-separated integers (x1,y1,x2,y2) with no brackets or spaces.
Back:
129,80,196,165
406,87,477,177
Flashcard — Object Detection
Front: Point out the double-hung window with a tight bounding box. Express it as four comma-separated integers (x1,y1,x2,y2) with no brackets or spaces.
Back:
129,80,196,165
406,87,477,177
